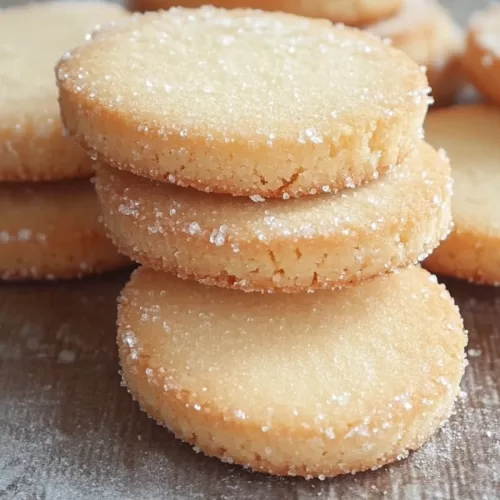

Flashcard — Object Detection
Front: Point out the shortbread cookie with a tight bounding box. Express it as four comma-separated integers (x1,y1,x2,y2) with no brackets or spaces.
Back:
0,179,129,280
424,105,500,285
118,266,467,478
0,1,128,182
57,7,430,198
367,0,464,107
128,0,403,26
95,142,452,292
463,4,500,105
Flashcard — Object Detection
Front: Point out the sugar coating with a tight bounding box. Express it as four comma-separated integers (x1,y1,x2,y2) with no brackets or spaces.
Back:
95,142,452,292
117,266,467,478
57,7,430,197
0,179,129,281
128,0,404,26
424,105,500,285
463,5,500,106
366,0,464,107
0,1,128,182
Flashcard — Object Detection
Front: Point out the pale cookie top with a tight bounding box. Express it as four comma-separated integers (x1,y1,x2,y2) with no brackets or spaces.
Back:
469,3,500,58
119,266,465,431
425,105,500,235
0,1,127,181
57,7,430,196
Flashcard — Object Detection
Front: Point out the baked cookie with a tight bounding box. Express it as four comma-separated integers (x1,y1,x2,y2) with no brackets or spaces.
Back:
95,142,452,292
424,105,500,285
118,266,467,478
367,0,464,107
128,0,403,26
0,1,128,182
0,179,129,280
463,4,500,105
57,7,430,198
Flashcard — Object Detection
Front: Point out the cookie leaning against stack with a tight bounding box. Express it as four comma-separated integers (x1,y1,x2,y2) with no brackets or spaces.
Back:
57,7,466,478
0,1,130,280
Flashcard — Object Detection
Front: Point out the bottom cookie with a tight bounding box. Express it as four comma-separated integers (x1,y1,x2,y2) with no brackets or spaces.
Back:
0,178,129,280
118,266,467,478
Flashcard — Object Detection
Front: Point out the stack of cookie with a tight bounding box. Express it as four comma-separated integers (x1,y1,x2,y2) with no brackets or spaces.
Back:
0,1,129,280
57,8,467,478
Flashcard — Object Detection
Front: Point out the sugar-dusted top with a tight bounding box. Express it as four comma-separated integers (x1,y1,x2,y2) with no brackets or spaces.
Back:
57,7,430,196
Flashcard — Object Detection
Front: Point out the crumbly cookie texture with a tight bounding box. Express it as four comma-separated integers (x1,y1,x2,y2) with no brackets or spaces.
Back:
0,179,129,280
0,1,128,182
118,266,467,478
57,7,430,198
463,4,500,105
95,142,452,293
128,0,403,26
424,105,500,285
367,0,464,107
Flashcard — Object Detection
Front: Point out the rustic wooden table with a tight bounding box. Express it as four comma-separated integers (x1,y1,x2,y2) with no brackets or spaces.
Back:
0,1,498,499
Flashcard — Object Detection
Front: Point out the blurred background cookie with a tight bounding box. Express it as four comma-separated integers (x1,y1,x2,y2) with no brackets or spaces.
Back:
0,179,129,280
0,1,128,182
57,7,429,198
118,266,466,478
128,0,404,26
367,0,464,107
463,4,500,106
424,105,500,285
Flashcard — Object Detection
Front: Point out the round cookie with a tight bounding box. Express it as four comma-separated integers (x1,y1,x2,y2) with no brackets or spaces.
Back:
57,7,430,198
118,266,467,478
0,1,128,182
95,142,452,292
128,0,404,26
0,179,129,280
424,105,500,285
367,0,464,107
463,4,500,106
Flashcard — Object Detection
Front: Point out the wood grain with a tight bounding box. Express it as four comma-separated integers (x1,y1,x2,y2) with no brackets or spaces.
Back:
0,1,499,499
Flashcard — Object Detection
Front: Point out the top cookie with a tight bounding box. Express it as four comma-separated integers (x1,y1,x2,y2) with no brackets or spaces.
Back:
0,1,128,182
57,7,429,198
129,0,404,26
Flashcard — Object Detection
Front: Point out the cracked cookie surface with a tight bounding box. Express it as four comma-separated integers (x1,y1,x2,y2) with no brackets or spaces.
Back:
95,142,452,292
57,7,429,197
118,266,466,477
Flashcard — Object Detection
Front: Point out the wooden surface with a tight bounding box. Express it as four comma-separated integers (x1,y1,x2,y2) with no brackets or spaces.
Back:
0,1,499,499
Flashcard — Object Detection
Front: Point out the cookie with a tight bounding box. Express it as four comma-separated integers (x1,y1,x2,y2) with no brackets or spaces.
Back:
95,142,452,292
57,7,430,198
0,1,128,182
118,266,466,478
463,4,500,105
424,105,500,285
367,0,464,107
128,0,403,26
0,179,129,280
